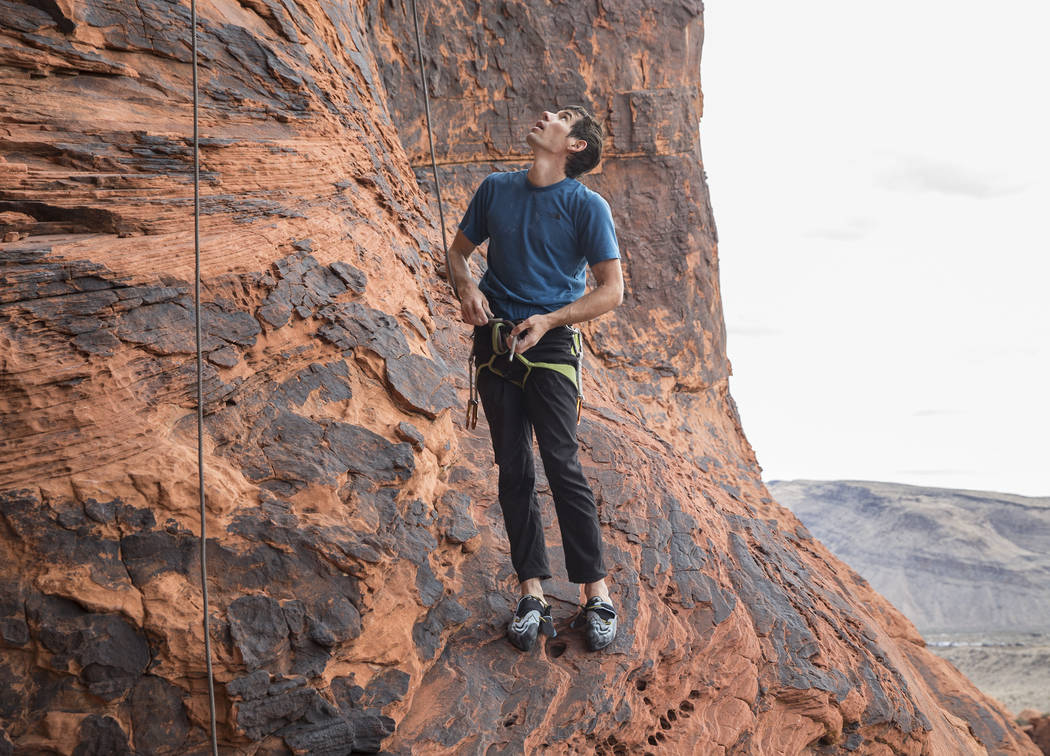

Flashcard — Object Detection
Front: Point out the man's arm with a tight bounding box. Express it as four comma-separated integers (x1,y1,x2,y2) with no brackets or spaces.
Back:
448,229,493,326
509,257,624,351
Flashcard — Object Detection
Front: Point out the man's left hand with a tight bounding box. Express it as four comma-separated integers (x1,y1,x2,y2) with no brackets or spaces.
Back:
508,313,553,353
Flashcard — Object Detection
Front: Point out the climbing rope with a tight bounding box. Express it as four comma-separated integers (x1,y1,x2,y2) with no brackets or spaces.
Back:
190,1,220,753
409,0,458,301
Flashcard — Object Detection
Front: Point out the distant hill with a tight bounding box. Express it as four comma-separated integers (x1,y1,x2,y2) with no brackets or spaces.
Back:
768,480,1050,634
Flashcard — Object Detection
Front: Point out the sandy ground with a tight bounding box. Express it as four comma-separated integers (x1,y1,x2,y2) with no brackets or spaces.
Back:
924,632,1050,716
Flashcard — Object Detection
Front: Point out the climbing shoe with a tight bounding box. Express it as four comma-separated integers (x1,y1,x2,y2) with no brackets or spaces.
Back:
508,594,556,652
571,597,617,651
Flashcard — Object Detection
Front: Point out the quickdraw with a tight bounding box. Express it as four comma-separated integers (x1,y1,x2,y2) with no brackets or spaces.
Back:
466,351,480,428
466,319,583,429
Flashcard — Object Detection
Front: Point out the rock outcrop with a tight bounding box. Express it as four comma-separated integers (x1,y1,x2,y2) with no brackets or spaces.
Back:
1018,711,1050,756
0,1,1038,754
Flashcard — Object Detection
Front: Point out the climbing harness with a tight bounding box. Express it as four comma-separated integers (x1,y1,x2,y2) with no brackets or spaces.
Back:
466,319,584,429
190,2,220,753
409,0,457,301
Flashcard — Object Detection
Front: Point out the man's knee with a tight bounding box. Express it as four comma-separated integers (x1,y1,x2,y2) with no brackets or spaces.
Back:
497,458,535,488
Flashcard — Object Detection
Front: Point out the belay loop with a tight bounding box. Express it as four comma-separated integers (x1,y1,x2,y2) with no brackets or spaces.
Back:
465,319,584,429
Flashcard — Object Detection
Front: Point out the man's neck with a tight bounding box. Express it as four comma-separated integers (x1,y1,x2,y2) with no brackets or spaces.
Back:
526,154,568,188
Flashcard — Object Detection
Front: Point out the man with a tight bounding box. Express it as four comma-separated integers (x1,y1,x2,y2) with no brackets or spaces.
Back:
446,106,624,652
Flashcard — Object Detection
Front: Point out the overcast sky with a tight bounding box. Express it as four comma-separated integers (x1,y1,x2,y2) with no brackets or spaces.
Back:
699,1,1049,497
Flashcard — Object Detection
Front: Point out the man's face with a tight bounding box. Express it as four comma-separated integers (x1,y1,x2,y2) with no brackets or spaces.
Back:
526,109,585,158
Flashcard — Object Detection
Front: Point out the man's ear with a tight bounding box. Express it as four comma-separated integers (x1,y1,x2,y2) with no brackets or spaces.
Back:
568,138,587,154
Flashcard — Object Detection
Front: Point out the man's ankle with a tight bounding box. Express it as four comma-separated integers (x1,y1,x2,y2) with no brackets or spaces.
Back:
520,577,544,602
583,578,611,603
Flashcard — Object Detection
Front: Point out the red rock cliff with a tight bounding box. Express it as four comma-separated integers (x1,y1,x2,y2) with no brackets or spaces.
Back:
0,0,1036,754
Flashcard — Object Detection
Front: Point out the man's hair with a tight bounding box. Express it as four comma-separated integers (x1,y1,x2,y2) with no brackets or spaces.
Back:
564,105,604,179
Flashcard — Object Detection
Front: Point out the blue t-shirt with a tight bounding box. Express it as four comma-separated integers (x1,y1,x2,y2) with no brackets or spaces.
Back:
458,170,620,319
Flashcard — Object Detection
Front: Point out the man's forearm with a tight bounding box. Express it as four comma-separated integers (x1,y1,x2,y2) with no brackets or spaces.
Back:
448,230,492,325
506,257,623,350
447,231,479,295
449,251,476,296
543,282,622,328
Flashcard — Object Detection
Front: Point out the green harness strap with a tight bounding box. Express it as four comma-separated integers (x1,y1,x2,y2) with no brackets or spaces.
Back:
466,322,583,429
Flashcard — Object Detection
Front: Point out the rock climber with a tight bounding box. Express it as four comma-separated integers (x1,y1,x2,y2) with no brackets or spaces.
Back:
447,106,624,652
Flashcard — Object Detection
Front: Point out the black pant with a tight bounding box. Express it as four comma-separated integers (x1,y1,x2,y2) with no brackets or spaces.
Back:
474,324,606,584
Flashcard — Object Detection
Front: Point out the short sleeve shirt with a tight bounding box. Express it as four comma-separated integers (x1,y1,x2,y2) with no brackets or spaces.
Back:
458,170,620,319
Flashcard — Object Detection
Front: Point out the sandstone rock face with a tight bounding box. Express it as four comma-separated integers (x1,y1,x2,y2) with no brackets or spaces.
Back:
0,1,1038,755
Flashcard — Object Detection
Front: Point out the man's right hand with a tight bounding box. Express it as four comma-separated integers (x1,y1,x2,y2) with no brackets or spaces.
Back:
460,284,492,326
447,230,490,325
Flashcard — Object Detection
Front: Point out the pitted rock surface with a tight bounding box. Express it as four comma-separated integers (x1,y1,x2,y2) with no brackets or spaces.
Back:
0,1,1037,755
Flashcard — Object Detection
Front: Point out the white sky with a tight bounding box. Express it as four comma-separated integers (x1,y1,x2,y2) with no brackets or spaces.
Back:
699,1,1050,497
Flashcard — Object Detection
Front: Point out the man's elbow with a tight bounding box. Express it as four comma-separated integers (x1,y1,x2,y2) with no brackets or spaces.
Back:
596,281,617,312
592,259,624,310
